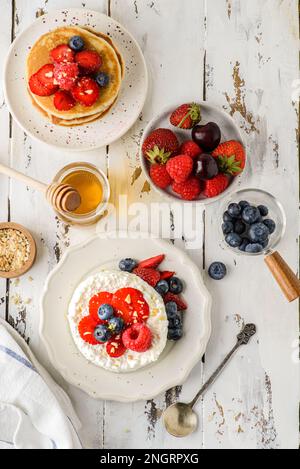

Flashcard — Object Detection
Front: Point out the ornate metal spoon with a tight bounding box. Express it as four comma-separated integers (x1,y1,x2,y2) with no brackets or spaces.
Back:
162,323,257,438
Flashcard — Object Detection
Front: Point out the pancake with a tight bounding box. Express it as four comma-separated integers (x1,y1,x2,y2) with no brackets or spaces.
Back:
26,26,124,125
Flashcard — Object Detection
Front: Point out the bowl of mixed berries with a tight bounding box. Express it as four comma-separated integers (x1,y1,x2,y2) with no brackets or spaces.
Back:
140,102,246,203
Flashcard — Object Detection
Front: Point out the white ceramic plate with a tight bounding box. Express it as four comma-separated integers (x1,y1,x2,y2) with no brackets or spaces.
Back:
3,9,148,151
140,102,246,205
40,233,212,402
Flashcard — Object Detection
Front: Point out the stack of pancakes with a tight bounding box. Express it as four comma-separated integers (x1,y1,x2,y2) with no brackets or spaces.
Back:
26,26,124,126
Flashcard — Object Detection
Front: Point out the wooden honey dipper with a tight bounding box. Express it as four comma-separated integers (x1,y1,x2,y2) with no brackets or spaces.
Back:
0,162,81,213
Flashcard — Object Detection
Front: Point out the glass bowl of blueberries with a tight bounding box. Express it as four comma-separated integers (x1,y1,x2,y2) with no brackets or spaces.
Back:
220,188,286,256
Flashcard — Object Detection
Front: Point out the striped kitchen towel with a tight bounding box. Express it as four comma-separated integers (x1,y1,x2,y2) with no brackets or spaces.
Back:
0,318,82,449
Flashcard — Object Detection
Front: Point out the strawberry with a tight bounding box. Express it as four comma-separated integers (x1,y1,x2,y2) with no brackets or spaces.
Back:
180,141,203,159
78,316,99,345
172,177,202,201
75,50,102,72
133,267,160,287
164,292,187,311
89,291,114,321
203,174,229,198
122,323,152,352
160,271,175,280
72,77,99,106
36,64,58,90
212,140,246,176
150,164,172,189
166,155,193,183
53,62,79,90
53,90,76,111
50,44,75,64
106,335,127,358
28,73,57,96
142,128,179,164
112,288,150,325
170,103,201,129
138,254,165,269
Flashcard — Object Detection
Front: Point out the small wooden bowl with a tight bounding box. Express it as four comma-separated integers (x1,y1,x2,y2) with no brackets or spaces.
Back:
0,222,36,279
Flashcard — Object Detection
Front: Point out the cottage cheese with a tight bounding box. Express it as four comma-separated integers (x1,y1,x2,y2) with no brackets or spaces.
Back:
68,270,168,373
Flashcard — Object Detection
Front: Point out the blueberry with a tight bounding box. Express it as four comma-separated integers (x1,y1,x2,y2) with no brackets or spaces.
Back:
263,219,276,234
225,233,242,248
98,303,114,320
228,203,241,218
168,327,183,341
223,211,234,223
165,301,178,319
257,205,269,217
245,243,263,254
239,239,249,252
261,238,269,249
155,280,169,295
242,206,261,224
208,262,227,280
248,223,270,243
94,324,112,343
234,220,246,235
119,258,137,272
222,222,234,235
69,35,84,51
239,200,250,210
169,277,183,294
95,72,110,87
108,317,124,334
169,312,182,329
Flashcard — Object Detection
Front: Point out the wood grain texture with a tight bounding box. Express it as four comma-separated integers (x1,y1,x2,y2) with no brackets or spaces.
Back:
0,0,298,449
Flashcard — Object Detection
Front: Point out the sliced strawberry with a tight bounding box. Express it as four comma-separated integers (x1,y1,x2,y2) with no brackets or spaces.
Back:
36,64,57,90
112,288,150,325
138,254,165,269
89,291,114,322
53,90,76,111
50,44,75,64
164,292,187,310
78,316,99,345
28,73,57,96
122,323,152,353
72,77,100,107
75,50,102,72
53,62,79,91
133,267,160,287
106,335,127,358
160,271,175,280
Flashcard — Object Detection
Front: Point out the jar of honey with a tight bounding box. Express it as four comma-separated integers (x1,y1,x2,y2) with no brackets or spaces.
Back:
53,162,110,225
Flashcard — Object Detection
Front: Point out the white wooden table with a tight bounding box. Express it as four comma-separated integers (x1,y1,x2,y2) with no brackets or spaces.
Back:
0,0,299,450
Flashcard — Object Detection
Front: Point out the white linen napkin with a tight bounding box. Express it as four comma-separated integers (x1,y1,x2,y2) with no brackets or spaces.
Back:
0,318,82,449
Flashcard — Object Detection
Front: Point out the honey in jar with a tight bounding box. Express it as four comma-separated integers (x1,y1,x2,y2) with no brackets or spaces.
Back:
62,170,103,215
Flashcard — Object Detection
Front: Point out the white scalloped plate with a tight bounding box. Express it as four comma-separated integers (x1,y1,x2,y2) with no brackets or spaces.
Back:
3,9,148,151
40,233,212,402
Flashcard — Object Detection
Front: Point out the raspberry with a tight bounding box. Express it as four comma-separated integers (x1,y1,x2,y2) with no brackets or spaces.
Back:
78,316,99,345
166,155,193,183
133,267,160,287
89,292,114,321
112,288,150,325
172,177,202,200
106,335,127,358
53,62,79,90
180,141,203,159
150,164,172,189
164,292,187,310
122,323,152,352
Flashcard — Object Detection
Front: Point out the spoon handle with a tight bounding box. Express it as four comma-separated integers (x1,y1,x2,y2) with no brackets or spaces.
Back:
189,324,256,408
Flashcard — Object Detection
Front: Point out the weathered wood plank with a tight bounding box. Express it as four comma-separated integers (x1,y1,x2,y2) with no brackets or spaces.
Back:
0,0,13,319
202,0,299,449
